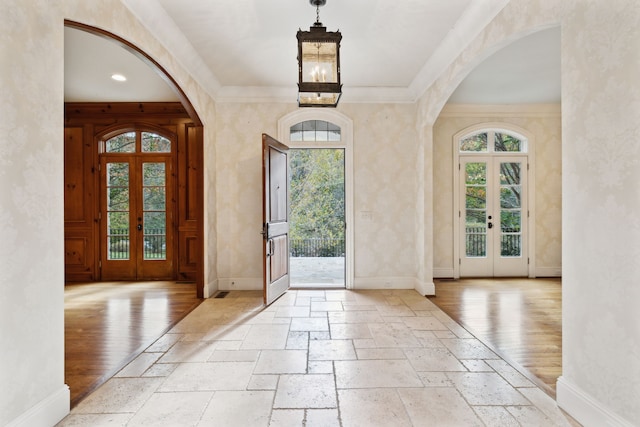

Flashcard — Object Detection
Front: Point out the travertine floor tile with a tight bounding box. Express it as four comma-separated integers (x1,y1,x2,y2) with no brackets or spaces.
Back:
274,374,337,408
440,338,499,359
473,406,520,426
309,339,356,360
338,388,412,427
127,391,212,426
158,362,254,392
306,408,340,426
269,409,304,426
447,372,531,405
398,387,484,426
199,390,274,426
240,324,290,349
56,413,132,427
73,378,162,414
335,359,423,388
254,349,308,374
290,317,329,332
404,347,467,372
115,352,161,377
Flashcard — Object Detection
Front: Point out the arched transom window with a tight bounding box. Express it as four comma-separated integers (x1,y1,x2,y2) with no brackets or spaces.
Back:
290,120,341,142
104,131,171,153
459,130,527,153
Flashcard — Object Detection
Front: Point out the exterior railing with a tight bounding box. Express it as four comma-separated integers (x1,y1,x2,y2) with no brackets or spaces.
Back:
290,238,345,257
107,228,166,259
466,227,521,257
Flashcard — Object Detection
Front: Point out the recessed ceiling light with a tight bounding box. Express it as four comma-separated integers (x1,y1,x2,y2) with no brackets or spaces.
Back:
111,73,127,82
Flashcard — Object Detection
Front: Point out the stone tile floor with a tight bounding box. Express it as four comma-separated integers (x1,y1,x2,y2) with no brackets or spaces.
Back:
57,289,580,426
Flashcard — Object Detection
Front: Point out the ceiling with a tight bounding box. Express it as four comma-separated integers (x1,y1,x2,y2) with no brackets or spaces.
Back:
64,0,560,105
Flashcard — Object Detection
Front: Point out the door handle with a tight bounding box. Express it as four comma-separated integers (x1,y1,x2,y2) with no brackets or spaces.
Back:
488,222,493,229
137,224,142,231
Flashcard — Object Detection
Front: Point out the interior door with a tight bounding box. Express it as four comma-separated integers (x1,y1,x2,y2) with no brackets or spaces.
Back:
460,156,527,277
262,134,290,305
101,155,173,280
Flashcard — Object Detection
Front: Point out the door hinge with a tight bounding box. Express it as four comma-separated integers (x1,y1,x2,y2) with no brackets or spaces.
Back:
98,212,102,220
528,258,530,265
459,258,461,265
98,260,102,269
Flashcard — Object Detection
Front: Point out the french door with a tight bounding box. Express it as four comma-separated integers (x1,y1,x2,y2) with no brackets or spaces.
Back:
459,156,528,277
100,155,174,280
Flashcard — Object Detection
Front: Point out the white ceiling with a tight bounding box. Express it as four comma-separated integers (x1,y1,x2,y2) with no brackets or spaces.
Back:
64,0,560,105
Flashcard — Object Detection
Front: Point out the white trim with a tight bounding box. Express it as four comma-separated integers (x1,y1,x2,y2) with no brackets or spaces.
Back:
434,268,455,279
440,103,561,117
557,376,636,427
7,385,70,427
203,278,219,298
452,123,535,278
218,277,262,291
415,280,436,296
535,267,562,277
278,109,354,290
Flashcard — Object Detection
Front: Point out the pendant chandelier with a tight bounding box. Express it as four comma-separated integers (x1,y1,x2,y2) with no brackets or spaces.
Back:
296,0,342,107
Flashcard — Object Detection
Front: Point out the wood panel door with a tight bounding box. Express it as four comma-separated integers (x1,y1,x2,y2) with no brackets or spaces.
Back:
100,155,174,280
262,134,290,305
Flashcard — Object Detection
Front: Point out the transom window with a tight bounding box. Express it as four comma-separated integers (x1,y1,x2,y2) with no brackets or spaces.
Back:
459,130,526,153
104,131,171,153
290,120,341,142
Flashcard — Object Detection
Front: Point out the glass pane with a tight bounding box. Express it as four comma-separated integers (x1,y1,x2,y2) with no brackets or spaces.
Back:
108,188,129,211
292,120,342,142
500,186,521,208
501,211,521,232
328,122,341,141
107,163,129,186
315,120,329,141
500,162,521,185
466,210,486,227
143,188,165,210
501,234,521,256
141,132,171,153
301,41,338,83
144,212,166,260
460,133,487,152
107,212,129,260
495,133,522,152
466,187,486,209
290,123,303,142
143,163,165,186
465,163,486,185
106,132,135,153
466,229,486,257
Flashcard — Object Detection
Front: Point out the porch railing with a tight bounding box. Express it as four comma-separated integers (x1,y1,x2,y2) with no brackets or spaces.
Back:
290,238,345,257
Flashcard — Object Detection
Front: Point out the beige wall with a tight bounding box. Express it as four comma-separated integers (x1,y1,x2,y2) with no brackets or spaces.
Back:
215,102,420,289
433,105,562,277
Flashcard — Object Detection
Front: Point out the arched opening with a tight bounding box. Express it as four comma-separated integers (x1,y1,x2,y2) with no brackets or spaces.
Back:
278,109,354,289
63,22,205,406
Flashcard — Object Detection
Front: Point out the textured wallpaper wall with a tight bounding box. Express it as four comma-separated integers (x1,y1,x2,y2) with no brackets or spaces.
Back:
433,109,562,277
561,0,640,424
215,102,419,288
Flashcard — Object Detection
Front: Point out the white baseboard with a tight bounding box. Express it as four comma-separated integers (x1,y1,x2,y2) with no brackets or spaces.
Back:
203,278,219,298
7,385,70,427
557,376,635,427
433,268,455,278
415,280,435,296
535,267,562,277
218,277,262,291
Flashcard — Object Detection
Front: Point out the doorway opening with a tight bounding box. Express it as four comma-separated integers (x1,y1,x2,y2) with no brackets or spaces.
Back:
454,126,533,278
289,147,346,288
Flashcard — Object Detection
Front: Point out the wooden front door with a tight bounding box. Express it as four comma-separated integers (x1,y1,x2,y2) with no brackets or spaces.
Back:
262,134,290,305
100,132,174,280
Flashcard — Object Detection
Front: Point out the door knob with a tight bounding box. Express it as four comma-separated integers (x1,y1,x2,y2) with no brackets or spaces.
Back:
488,222,493,229
137,224,142,231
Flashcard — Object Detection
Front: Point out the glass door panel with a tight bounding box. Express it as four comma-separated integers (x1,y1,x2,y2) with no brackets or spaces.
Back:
106,162,130,260
498,161,523,258
142,162,167,260
464,162,487,258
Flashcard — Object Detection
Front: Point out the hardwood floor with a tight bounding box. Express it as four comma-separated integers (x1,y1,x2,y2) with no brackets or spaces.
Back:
430,277,562,397
64,281,202,407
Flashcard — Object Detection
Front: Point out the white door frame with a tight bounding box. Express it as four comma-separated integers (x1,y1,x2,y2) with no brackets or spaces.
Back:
452,123,536,279
278,109,354,289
